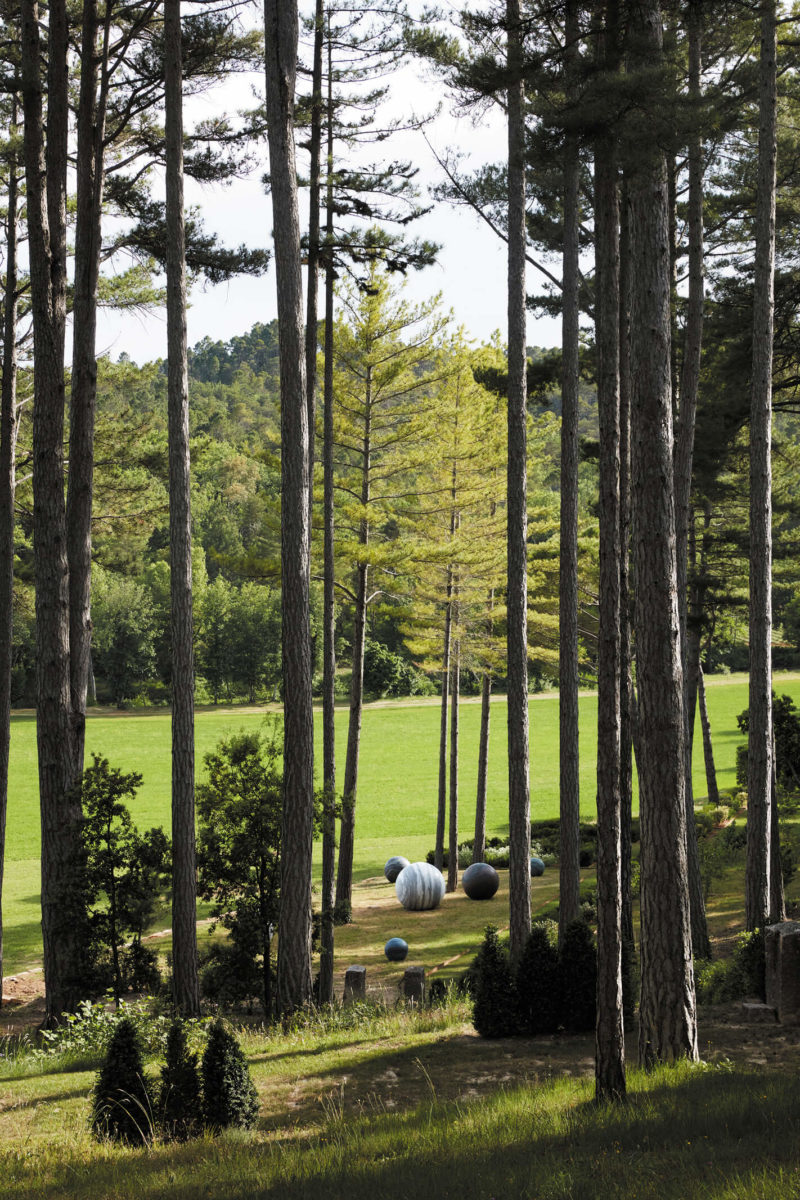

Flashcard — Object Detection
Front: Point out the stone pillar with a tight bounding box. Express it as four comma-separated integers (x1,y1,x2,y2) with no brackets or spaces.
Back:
344,965,366,1003
765,922,800,1024
401,964,425,1005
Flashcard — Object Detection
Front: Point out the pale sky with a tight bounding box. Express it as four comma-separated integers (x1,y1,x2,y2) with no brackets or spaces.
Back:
93,19,563,365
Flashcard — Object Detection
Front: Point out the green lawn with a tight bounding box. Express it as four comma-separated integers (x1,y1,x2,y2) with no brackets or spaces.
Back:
4,672,800,974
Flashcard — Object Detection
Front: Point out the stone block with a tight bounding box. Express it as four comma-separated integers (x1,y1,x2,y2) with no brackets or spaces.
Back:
742,1001,777,1023
765,922,800,1024
344,965,366,1003
401,964,425,1005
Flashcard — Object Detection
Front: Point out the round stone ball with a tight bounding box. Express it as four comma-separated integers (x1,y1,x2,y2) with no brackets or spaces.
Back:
395,861,446,911
384,937,409,962
384,855,411,884
462,861,500,901
530,856,545,877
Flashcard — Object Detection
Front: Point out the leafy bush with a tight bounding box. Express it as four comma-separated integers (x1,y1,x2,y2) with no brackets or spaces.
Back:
40,995,180,1061
737,693,800,791
159,1021,203,1141
199,940,263,1012
696,930,765,1004
201,1020,259,1130
515,920,560,1035
472,926,517,1038
122,943,162,994
363,640,433,698
90,1018,154,1144
559,919,597,1033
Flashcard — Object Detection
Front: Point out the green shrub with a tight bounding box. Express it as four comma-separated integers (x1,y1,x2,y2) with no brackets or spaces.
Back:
122,942,162,994
734,929,766,1001
559,919,597,1033
90,1018,153,1144
472,925,517,1038
695,930,766,1004
515,920,560,1035
158,1021,203,1141
201,1020,259,1130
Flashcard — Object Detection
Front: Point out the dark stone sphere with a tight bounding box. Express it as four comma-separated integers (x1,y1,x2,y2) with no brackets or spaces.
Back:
530,856,545,877
384,856,410,883
462,861,500,901
384,937,409,962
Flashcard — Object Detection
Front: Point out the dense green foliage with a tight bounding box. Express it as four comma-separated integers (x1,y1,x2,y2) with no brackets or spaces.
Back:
79,756,170,1002
515,919,560,1035
90,1019,153,1145
201,1020,259,1131
471,925,517,1038
158,1021,203,1142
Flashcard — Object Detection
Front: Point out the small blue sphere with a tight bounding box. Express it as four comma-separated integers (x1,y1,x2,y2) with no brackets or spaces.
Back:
530,856,545,877
463,861,500,900
384,856,410,883
385,937,409,962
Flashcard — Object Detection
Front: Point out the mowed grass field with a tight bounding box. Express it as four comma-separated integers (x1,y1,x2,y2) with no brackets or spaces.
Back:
4,672,800,975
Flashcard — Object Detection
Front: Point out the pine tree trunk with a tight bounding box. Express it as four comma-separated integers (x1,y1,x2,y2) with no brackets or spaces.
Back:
558,0,581,942
318,102,336,1002
506,0,531,963
628,0,698,1067
619,177,635,949
165,0,199,1018
335,365,371,920
448,627,460,893
673,0,709,961
0,96,19,1006
473,670,492,864
263,0,314,1012
435,573,452,871
303,0,324,536
769,728,785,922
746,0,777,934
593,27,625,1096
67,0,109,778
697,664,720,808
22,0,87,1023
265,0,315,1013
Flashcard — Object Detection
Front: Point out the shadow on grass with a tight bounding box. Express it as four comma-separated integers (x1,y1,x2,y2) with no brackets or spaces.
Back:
4,1066,800,1200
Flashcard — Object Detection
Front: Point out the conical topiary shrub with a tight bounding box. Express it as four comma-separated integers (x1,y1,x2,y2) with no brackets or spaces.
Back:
158,1020,203,1141
201,1019,259,1130
472,925,517,1038
515,919,560,1035
90,1017,153,1144
559,918,597,1033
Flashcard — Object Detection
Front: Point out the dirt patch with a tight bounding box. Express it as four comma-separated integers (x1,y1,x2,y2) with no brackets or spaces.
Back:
1,970,46,1035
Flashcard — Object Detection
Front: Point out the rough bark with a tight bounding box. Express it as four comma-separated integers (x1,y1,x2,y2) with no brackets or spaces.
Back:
746,0,777,934
22,0,87,1023
304,0,324,536
558,0,581,943
506,0,531,963
265,0,315,1013
619,176,635,949
165,0,200,1017
628,0,698,1067
697,664,720,808
334,365,371,919
673,0,709,961
318,77,336,1002
0,96,19,1006
448,622,460,893
769,727,785,922
473,670,492,864
593,19,626,1097
435,579,452,871
66,0,110,777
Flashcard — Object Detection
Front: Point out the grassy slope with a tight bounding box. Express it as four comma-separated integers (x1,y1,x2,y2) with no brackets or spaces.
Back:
4,673,799,974
1,1014,800,1200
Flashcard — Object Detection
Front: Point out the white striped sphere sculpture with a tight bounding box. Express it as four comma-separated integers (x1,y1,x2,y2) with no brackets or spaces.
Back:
384,856,410,883
395,862,446,911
